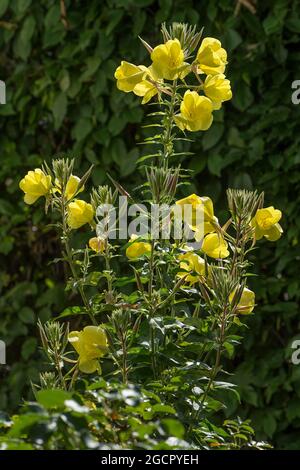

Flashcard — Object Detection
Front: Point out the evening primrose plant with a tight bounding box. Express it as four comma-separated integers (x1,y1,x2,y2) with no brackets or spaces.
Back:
14,23,281,450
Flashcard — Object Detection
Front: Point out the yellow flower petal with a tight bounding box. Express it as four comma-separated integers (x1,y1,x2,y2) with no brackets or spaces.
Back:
175,194,217,234
175,91,213,132
151,39,185,80
230,287,255,315
19,169,52,205
114,61,146,92
68,326,108,375
23,193,40,205
251,206,283,242
255,207,282,230
264,223,283,241
126,235,152,259
89,237,105,253
203,74,232,105
133,80,158,104
67,199,94,229
201,233,229,259
78,358,100,374
65,175,84,201
196,37,227,75
178,252,206,285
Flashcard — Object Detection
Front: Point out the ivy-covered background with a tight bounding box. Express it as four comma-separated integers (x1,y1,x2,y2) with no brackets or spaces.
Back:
0,0,300,449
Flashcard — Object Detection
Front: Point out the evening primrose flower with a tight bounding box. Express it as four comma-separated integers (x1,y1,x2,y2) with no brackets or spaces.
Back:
196,37,227,75
133,65,163,104
133,79,159,104
201,233,229,259
151,39,188,80
203,74,232,110
177,251,206,285
175,193,218,234
230,287,255,315
89,237,105,253
65,175,83,200
174,91,213,132
19,169,52,205
54,175,84,201
251,206,283,241
68,326,108,374
114,61,146,92
67,199,94,229
126,234,152,259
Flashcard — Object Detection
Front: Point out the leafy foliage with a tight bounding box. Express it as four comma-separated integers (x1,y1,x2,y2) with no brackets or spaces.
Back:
0,0,299,449
0,381,269,450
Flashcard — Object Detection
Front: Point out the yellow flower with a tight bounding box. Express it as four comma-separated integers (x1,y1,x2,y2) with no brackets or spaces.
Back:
177,251,206,285
65,175,83,200
68,326,108,374
19,168,52,205
151,39,188,80
175,193,217,234
203,74,232,110
133,80,158,104
54,175,84,201
201,233,229,259
196,37,227,75
132,66,162,104
126,234,152,259
251,206,283,241
114,61,146,92
67,199,94,229
230,287,255,315
174,91,213,132
89,237,106,253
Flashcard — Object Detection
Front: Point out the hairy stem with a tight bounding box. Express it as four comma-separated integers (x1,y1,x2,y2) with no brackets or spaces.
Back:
61,197,97,325
162,80,177,169
148,238,157,378
121,331,128,384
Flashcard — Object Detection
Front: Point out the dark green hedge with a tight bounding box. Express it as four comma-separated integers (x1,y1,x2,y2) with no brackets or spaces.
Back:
0,0,300,449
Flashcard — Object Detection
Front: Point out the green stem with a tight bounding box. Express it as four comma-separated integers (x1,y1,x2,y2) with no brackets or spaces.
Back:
230,217,245,277
148,238,157,378
188,305,227,436
148,238,155,298
61,197,97,326
150,319,157,379
162,79,177,169
54,349,66,390
121,332,128,384
68,365,79,391
147,81,178,377
190,219,248,434
104,240,113,295
200,306,227,406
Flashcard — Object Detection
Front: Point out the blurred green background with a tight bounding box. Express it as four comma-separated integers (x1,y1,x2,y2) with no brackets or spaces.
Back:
0,0,300,449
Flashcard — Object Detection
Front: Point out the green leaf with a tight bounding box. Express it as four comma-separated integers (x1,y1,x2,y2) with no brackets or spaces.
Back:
263,414,277,438
52,93,67,130
207,153,223,177
72,117,93,142
202,123,224,150
162,419,185,438
0,0,9,16
56,306,86,319
36,390,72,409
232,81,254,111
15,0,32,15
18,307,35,324
14,15,36,60
151,404,176,415
21,337,37,360
59,70,70,92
